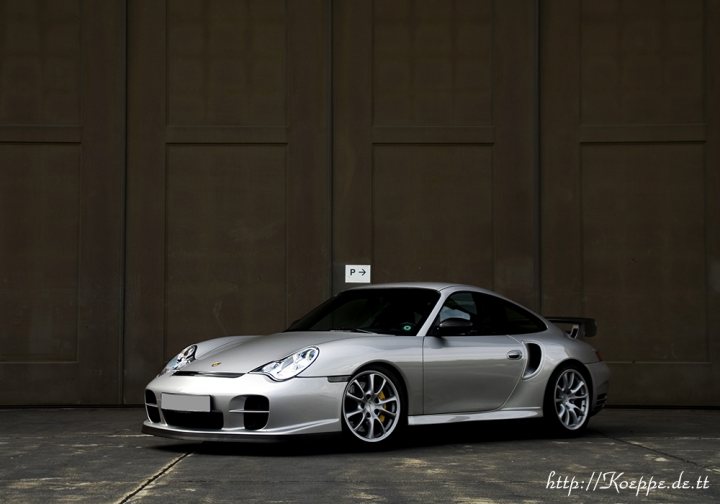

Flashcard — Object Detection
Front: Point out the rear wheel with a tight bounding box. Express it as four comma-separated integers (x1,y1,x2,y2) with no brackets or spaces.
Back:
544,364,591,435
342,367,404,444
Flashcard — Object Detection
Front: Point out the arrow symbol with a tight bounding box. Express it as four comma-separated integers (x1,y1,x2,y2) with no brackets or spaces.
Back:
359,269,366,276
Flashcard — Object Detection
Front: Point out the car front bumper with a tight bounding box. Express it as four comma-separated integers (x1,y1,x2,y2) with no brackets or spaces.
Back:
143,372,346,441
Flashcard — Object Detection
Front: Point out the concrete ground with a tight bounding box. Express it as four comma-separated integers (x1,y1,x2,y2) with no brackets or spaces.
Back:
0,408,718,503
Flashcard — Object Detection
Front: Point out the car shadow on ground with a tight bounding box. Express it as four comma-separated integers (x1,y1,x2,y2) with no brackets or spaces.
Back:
148,418,601,457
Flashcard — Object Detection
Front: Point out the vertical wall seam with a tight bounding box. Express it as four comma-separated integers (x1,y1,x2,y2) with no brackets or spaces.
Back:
120,0,129,404
535,0,542,312
328,0,334,295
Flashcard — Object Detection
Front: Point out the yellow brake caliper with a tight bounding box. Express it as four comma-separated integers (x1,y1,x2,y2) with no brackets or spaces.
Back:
377,390,386,423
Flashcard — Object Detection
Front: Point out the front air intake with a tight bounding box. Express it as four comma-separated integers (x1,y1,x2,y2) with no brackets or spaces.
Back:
243,395,270,430
144,390,161,423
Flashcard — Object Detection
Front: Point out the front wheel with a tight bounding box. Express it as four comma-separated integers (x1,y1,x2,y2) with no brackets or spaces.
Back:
544,364,591,435
341,367,405,445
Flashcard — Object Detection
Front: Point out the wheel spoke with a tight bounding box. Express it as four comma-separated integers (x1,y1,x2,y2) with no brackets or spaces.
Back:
350,413,367,432
346,392,363,402
375,376,386,396
367,417,375,438
562,408,569,425
377,407,397,417
352,379,365,395
345,409,363,419
376,416,388,434
568,408,578,426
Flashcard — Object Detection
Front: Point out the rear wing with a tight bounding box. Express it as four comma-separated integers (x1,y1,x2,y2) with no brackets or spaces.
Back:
545,317,597,339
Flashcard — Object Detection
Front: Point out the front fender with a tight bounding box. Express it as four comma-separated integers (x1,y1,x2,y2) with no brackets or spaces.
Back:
301,336,424,415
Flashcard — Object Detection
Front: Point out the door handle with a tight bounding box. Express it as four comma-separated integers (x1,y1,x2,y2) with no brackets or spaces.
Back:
506,350,523,360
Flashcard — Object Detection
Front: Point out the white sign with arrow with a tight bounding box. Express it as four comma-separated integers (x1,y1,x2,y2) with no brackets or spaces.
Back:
345,264,371,284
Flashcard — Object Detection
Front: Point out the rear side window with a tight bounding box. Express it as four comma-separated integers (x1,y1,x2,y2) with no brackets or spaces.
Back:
435,292,546,335
475,293,546,335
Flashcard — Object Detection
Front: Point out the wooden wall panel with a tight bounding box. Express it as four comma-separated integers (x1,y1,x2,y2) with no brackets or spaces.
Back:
542,0,720,405
581,144,706,362
580,0,704,124
0,145,80,362
0,0,80,124
371,0,493,126
166,0,286,126
0,0,125,404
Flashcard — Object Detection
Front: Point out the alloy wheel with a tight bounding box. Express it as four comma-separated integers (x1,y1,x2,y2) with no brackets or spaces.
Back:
553,368,590,430
342,369,401,443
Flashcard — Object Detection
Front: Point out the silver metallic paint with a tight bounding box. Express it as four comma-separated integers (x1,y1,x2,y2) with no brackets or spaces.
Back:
143,282,609,440
422,335,525,413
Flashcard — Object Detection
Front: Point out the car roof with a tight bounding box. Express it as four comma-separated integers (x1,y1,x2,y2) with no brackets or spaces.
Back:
343,282,547,323
346,282,495,294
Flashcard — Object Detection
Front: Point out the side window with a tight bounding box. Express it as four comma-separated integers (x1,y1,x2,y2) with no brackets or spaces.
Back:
434,291,546,336
474,294,546,335
432,292,477,335
438,292,476,323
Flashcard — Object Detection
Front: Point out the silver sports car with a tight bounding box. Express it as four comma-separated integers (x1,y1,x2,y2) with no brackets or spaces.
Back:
143,283,609,444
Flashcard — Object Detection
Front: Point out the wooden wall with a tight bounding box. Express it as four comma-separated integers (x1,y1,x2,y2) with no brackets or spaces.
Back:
0,0,717,405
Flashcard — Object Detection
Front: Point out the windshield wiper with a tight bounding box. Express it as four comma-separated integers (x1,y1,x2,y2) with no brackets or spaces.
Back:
333,328,377,334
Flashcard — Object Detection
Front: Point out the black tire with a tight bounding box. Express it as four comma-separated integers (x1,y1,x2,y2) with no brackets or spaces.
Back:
341,366,406,445
543,363,592,435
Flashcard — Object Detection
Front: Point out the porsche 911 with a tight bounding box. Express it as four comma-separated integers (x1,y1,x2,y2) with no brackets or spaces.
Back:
143,283,609,445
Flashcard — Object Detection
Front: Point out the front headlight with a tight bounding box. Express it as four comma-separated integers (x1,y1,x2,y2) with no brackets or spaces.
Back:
253,346,319,381
159,344,197,376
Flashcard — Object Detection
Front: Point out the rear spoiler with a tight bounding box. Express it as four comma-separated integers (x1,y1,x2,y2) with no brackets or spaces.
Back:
545,317,597,339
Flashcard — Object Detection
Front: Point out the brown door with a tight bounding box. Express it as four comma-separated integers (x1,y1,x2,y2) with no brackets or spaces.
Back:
0,0,125,404
124,0,330,402
541,0,720,404
332,0,538,306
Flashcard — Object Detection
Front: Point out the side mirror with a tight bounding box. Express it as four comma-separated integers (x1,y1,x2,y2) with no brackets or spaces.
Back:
434,317,473,336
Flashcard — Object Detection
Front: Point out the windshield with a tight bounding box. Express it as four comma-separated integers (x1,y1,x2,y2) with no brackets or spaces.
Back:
285,288,440,336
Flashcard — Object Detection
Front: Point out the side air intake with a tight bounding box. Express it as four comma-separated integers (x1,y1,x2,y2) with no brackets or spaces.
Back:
523,343,542,378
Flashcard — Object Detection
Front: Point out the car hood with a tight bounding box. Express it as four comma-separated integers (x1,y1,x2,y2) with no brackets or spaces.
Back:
183,331,376,374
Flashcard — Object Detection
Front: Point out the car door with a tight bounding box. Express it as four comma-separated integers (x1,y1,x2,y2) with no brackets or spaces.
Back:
422,291,528,414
